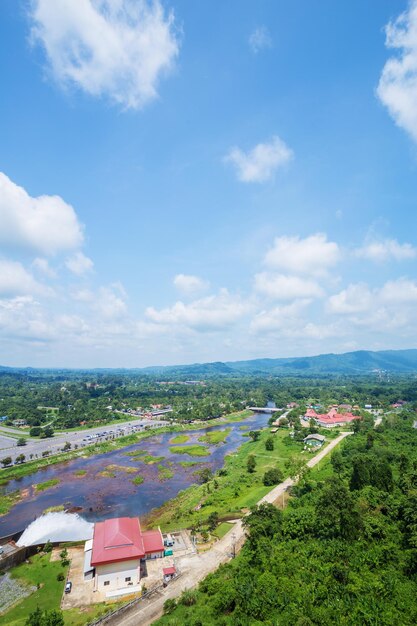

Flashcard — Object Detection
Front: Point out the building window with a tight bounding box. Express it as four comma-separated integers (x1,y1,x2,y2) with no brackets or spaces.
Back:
125,577,131,582
104,581,110,586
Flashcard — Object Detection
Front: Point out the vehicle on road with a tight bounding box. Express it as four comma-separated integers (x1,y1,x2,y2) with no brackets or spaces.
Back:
65,581,72,593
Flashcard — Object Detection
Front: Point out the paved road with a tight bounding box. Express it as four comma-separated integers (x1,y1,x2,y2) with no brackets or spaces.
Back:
0,419,168,465
110,431,353,626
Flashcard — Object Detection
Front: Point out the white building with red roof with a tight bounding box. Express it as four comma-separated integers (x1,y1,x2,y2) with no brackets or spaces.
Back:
89,517,164,595
303,407,361,428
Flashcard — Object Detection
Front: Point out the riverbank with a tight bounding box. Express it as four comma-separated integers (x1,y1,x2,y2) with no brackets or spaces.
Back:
0,410,252,487
144,426,328,531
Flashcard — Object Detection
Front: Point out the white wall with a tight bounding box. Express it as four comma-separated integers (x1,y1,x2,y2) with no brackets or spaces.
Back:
95,559,140,592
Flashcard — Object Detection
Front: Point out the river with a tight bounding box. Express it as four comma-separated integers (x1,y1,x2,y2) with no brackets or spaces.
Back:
0,412,268,537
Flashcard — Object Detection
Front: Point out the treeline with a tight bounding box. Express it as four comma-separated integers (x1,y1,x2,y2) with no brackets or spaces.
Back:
1,371,417,429
157,413,417,625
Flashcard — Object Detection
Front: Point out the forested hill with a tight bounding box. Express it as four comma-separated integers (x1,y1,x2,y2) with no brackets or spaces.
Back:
135,348,417,376
2,349,417,377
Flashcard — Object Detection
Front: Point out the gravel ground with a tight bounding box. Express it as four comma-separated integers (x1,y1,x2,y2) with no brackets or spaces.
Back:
0,572,35,614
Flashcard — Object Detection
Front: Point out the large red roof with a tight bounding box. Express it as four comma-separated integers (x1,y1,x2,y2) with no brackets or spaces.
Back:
305,407,360,425
142,529,164,553
91,517,145,566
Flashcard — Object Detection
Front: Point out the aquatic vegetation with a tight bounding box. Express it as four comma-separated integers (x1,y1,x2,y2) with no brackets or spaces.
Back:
170,434,190,444
170,445,210,457
34,478,60,492
157,465,174,481
198,429,231,445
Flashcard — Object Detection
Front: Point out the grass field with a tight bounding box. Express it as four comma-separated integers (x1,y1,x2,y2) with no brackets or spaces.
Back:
170,445,210,457
198,428,231,445
212,522,234,539
0,552,122,626
146,429,308,531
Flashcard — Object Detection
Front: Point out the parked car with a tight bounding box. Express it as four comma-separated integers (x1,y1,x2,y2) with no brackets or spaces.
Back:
65,581,72,593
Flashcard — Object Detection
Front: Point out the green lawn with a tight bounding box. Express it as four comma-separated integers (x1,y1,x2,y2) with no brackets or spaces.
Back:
212,522,234,539
0,552,124,626
170,445,210,457
198,428,231,445
0,553,66,626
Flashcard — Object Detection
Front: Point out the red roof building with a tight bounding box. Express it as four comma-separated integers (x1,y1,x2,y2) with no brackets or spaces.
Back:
91,517,163,567
303,408,361,428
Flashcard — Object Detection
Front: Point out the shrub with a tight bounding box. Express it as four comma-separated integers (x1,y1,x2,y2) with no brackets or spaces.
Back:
163,598,177,614
265,437,274,451
263,468,284,486
57,572,65,581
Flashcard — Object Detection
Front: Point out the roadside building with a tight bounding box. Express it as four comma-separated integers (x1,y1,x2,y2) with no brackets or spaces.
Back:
89,517,164,597
163,566,176,582
12,419,27,427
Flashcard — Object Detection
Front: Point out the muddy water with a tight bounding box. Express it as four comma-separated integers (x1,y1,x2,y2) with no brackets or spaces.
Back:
0,413,267,536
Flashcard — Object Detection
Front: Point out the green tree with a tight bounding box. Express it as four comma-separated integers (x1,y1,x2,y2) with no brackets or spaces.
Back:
43,540,53,553
315,478,362,540
30,426,42,437
247,454,256,473
249,430,261,442
265,437,274,451
17,437,27,446
330,450,344,477
349,456,370,491
1,456,12,467
263,467,283,486
15,453,25,464
207,511,219,531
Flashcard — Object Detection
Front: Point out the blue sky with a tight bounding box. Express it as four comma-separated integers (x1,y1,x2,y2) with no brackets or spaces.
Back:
1,0,417,367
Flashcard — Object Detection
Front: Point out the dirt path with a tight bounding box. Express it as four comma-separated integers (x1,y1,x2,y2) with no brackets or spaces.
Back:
108,431,353,626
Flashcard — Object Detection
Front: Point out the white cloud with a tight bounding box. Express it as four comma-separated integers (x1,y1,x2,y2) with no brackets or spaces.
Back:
145,289,248,331
173,274,208,295
251,300,310,333
327,283,373,314
264,233,340,276
0,260,49,297
224,136,293,183
32,258,57,278
30,0,179,110
379,277,417,302
249,26,272,54
0,172,83,255
355,238,417,262
254,272,323,300
65,251,94,275
377,0,417,142
93,284,128,319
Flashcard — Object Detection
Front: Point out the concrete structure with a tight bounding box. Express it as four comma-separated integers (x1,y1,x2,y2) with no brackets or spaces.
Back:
89,517,163,597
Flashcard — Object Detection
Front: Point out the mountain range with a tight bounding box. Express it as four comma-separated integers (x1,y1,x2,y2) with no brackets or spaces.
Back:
2,349,417,377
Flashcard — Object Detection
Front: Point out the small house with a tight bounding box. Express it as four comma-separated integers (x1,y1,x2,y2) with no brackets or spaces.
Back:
163,566,176,582
303,434,326,448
